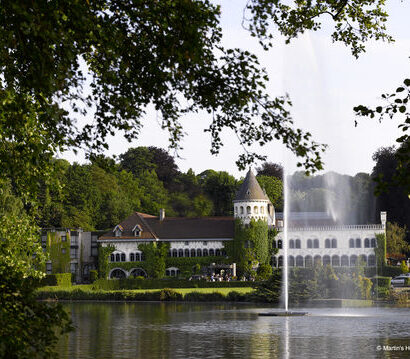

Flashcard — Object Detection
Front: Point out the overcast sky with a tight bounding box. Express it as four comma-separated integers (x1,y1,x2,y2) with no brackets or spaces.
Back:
62,0,410,179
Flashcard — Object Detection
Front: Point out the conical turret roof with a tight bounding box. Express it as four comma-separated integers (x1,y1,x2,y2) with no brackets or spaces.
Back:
234,169,269,201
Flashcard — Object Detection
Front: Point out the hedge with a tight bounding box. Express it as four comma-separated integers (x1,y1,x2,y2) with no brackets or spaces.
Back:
92,278,258,290
370,276,391,288
36,288,249,302
40,273,72,287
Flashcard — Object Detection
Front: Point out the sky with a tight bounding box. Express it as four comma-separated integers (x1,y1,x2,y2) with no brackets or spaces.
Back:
61,0,410,179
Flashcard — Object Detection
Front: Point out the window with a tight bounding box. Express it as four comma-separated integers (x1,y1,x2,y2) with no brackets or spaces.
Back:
246,206,251,214
350,255,357,266
121,253,126,262
305,256,313,267
203,249,208,256
46,262,52,274
234,206,238,214
368,255,376,266
314,255,321,266
178,249,183,257
296,256,304,267
272,240,276,249
70,247,78,259
277,240,282,249
240,206,244,214
273,257,277,267
260,206,264,214
289,256,295,267
172,249,177,257
136,252,141,261
130,253,135,262
364,238,370,248
254,206,258,214
356,238,361,248
295,239,301,249
341,255,349,266
278,256,283,267
289,239,294,249
209,249,215,256
332,255,340,266
313,239,319,248
325,239,330,248
110,254,115,262
115,253,120,262
331,238,337,248
307,239,312,248
197,249,202,257
191,249,196,257
349,238,354,248
216,249,221,256
185,249,190,257
371,238,376,248
323,255,331,266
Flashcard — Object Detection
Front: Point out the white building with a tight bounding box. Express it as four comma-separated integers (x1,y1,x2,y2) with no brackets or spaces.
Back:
99,169,385,278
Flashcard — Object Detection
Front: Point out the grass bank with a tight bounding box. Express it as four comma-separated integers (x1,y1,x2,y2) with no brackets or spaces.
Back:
36,286,255,302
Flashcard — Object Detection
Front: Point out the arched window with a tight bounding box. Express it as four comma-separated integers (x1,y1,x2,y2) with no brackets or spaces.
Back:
364,238,370,248
110,254,115,262
332,255,340,267
349,238,354,248
273,256,277,267
278,256,283,267
260,206,264,214
254,206,258,214
185,249,190,257
166,269,170,276
179,249,183,257
360,254,367,266
121,253,126,262
278,240,283,249
240,206,244,214
325,239,331,248
313,239,319,248
289,239,294,249
115,253,120,262
295,239,301,249
234,206,238,214
307,239,312,248
332,238,337,248
203,249,208,257
314,255,322,266
209,249,214,256
136,252,141,261
216,249,221,256
368,255,376,266
168,250,172,257
191,249,196,257
130,253,135,262
371,238,376,248
350,255,357,267
221,249,226,256
289,256,295,267
323,255,331,266
172,249,178,257
110,268,126,279
296,255,304,267
341,255,349,266
129,268,147,278
197,249,202,257
247,206,251,214
305,256,313,267
356,238,361,248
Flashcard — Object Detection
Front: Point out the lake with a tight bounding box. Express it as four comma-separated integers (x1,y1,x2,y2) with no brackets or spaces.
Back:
58,302,410,359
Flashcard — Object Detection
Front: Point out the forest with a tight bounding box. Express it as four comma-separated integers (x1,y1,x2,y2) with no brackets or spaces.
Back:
25,146,408,243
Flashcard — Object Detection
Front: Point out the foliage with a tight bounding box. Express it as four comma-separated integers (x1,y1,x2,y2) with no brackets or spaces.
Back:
46,232,70,274
256,263,273,281
89,270,98,283
97,244,115,279
139,242,169,279
225,219,270,276
0,211,72,358
164,256,230,275
41,273,72,287
375,233,387,267
400,261,409,274
256,162,283,179
159,288,183,301
252,271,282,303
386,222,409,256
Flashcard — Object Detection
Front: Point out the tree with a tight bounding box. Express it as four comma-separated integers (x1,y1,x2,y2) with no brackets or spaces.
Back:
256,175,283,211
256,162,283,179
386,222,409,256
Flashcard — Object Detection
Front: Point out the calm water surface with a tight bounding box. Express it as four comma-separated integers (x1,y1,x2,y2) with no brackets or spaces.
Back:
58,302,410,359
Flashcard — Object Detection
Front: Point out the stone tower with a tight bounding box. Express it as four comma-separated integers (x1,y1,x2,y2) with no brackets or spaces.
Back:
233,169,275,225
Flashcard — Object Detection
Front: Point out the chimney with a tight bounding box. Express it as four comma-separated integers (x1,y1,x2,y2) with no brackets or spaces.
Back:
159,208,165,221
380,211,387,229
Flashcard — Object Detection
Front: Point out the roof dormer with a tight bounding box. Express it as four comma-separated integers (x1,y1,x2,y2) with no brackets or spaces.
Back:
132,224,143,237
113,224,124,237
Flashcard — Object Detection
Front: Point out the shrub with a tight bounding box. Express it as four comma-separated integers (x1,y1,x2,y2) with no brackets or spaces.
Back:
400,261,409,274
41,273,72,287
89,270,98,283
256,264,273,281
159,288,182,301
371,276,391,288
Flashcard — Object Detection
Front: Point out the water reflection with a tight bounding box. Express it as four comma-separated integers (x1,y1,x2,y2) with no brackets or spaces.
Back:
58,303,410,359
